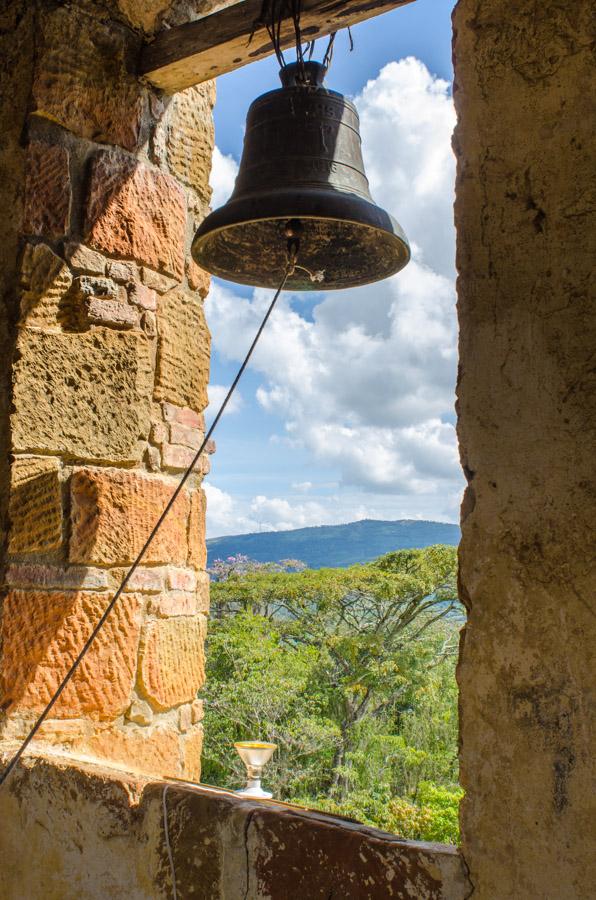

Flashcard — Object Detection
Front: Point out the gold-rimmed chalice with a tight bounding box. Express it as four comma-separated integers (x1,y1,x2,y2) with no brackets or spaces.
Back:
234,741,277,799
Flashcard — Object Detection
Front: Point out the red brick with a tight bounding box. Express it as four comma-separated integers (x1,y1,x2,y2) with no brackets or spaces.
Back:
85,150,186,279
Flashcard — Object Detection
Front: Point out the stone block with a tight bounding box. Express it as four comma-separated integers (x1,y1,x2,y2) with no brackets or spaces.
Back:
140,311,157,338
72,275,118,302
182,726,204,781
123,566,167,593
84,297,138,330
0,591,142,719
23,142,70,238
32,6,146,151
162,403,204,430
116,0,173,33
196,571,210,613
186,257,210,296
65,243,106,276
129,282,157,311
145,445,161,473
85,150,186,279
161,443,196,471
11,329,152,462
167,567,197,592
139,617,205,710
19,243,73,329
150,422,169,445
76,724,182,777
70,468,189,566
188,489,207,569
5,564,109,591
147,591,198,617
126,698,153,726
178,703,192,733
157,84,215,201
140,267,178,294
106,260,139,284
8,456,63,554
191,699,204,724
169,423,202,450
154,288,210,412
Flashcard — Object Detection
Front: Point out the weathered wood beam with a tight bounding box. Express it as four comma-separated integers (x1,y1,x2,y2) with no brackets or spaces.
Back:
140,0,415,93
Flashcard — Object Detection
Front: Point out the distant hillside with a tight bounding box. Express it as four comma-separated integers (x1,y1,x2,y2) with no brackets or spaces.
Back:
207,518,460,570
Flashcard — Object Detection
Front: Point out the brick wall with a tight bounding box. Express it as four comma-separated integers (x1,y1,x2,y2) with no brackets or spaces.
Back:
0,0,215,780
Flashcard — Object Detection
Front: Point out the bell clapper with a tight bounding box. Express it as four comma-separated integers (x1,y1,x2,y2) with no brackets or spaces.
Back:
284,219,325,283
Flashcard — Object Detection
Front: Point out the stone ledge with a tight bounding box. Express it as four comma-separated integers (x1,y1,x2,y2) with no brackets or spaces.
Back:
0,751,471,900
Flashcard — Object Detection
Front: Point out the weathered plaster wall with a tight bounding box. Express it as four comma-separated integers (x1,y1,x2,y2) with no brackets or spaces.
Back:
0,752,471,899
0,0,215,779
453,1,595,897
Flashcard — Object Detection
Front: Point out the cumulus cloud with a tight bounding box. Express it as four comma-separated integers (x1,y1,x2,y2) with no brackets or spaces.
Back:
207,383,243,416
205,58,463,531
209,145,238,209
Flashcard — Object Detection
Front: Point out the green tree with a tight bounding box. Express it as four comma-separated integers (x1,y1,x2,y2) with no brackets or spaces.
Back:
208,545,460,798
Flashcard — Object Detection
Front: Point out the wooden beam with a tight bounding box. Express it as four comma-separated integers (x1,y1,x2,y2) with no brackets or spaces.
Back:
140,0,415,93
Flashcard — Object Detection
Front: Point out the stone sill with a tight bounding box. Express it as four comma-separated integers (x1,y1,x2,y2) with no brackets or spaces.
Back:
0,746,472,899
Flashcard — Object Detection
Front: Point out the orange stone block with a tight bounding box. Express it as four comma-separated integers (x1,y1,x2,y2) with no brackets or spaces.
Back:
8,456,63,554
188,489,207,570
139,617,206,710
0,590,142,719
85,150,186,279
77,725,183,778
70,468,189,566
182,725,204,782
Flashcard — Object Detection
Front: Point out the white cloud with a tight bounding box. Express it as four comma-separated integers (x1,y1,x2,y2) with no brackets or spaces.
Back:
206,58,463,533
209,145,238,209
207,383,243,416
292,481,313,492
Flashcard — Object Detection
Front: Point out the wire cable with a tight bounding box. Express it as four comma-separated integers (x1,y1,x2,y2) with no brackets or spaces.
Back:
0,262,292,789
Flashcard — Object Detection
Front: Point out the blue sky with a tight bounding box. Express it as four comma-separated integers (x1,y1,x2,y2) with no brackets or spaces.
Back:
204,0,462,537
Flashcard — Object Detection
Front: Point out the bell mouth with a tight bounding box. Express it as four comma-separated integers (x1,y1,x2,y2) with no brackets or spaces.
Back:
192,191,410,292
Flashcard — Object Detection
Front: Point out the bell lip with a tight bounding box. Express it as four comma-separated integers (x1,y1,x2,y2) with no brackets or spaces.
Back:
192,193,411,291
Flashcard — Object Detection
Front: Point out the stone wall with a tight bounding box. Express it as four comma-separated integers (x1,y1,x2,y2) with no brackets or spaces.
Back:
0,0,215,779
0,752,471,899
453,1,595,897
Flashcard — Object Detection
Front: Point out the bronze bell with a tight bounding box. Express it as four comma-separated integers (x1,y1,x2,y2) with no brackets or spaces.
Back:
192,61,410,291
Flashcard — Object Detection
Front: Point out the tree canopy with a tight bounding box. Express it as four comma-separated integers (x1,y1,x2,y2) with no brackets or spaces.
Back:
201,545,463,843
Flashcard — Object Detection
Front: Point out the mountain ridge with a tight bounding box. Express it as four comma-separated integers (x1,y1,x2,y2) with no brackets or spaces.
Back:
207,518,460,569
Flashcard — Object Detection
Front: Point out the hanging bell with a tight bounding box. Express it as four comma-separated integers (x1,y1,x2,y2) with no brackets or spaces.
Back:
192,61,410,291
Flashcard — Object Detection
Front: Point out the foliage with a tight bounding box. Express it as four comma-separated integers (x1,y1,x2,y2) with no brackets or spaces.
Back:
200,545,463,843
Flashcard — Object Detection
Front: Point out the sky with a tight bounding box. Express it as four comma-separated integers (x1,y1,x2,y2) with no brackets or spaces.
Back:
203,0,462,537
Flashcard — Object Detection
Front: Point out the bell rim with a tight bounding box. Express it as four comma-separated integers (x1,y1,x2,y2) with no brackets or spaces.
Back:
192,209,410,291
